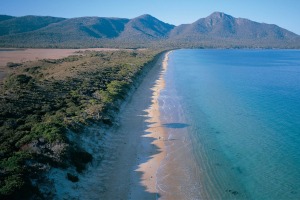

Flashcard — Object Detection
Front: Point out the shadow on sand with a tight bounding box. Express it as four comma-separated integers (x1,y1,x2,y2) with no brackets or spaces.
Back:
96,53,166,199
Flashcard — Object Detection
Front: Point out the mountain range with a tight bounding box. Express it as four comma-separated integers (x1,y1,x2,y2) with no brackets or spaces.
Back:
0,12,299,48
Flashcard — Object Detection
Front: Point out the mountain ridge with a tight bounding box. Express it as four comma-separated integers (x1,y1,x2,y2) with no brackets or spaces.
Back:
166,12,300,48
118,14,175,40
0,15,66,36
0,12,299,48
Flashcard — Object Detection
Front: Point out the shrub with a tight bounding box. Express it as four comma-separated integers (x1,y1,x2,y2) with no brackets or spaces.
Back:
106,80,128,97
4,74,32,89
6,62,22,68
0,152,31,197
0,49,160,198
0,175,25,196
31,122,65,142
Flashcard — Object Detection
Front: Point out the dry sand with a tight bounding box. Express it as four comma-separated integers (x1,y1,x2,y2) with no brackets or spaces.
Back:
39,51,171,199
88,52,171,200
135,51,170,193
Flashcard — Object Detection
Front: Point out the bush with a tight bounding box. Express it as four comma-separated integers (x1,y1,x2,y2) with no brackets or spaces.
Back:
107,80,128,97
4,74,32,89
6,62,22,68
0,175,25,196
14,74,32,84
0,49,160,198
98,80,129,104
1,155,23,174
0,152,31,197
31,122,65,142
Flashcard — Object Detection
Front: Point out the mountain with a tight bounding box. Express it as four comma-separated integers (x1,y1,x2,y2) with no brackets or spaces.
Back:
32,17,129,39
0,12,299,48
0,15,15,22
118,14,175,41
0,16,130,48
0,15,65,36
168,12,299,47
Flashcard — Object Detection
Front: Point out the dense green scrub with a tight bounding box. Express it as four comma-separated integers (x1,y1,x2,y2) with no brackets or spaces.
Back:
0,50,161,199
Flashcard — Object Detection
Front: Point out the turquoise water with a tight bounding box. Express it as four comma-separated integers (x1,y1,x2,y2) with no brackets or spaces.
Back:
159,49,300,199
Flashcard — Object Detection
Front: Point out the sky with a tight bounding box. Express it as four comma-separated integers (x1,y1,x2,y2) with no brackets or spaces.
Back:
1,0,300,34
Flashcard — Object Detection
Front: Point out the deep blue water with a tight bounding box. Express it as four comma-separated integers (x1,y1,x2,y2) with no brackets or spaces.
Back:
161,49,300,199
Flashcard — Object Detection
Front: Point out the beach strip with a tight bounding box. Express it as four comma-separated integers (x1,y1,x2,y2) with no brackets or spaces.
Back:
135,51,171,194
92,51,171,200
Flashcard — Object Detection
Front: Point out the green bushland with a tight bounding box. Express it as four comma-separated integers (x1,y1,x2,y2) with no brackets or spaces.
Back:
0,49,162,199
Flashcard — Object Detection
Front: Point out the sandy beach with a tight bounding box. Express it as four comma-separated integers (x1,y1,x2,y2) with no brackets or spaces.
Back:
91,51,171,199
0,47,172,199
45,51,172,199
134,51,170,194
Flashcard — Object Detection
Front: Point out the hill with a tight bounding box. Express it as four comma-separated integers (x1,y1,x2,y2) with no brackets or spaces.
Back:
0,16,129,48
0,15,65,36
168,12,300,48
0,12,299,48
0,15,15,22
118,14,175,40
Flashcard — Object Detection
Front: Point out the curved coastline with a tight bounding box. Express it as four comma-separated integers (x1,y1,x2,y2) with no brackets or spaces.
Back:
68,50,173,199
39,50,172,199
136,51,171,195
96,51,172,199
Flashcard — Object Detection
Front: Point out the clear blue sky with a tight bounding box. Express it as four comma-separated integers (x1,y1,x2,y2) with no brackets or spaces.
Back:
1,0,300,34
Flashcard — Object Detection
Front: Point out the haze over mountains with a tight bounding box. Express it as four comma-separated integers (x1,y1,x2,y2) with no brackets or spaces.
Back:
0,12,299,48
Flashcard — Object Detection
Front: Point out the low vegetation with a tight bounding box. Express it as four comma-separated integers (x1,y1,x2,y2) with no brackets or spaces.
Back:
0,50,161,199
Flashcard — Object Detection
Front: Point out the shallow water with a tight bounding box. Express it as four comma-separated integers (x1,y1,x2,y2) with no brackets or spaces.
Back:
158,49,300,199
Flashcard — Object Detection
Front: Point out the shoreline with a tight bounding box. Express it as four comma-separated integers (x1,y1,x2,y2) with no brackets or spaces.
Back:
97,51,172,199
45,50,172,199
135,51,171,195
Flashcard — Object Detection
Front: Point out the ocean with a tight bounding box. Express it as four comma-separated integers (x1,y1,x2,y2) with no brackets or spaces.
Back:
157,49,300,199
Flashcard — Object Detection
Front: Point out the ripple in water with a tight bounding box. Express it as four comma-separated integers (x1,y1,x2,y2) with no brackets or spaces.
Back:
157,49,300,200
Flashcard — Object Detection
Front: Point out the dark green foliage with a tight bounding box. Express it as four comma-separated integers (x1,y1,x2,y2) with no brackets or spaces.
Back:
0,175,24,196
0,15,65,36
98,81,129,104
6,62,22,68
0,50,159,198
0,152,32,199
0,15,15,22
30,122,65,142
4,74,32,89
0,152,30,174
